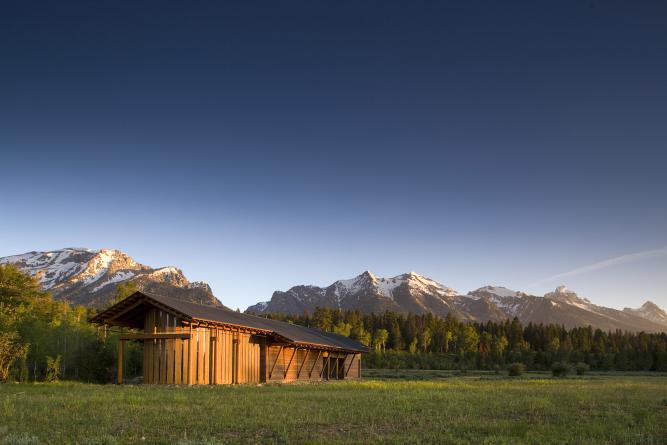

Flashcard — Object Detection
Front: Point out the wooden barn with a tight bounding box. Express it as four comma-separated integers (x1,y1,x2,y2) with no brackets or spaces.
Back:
90,291,367,384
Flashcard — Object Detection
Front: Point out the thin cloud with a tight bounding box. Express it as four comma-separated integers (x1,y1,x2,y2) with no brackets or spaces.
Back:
533,246,667,285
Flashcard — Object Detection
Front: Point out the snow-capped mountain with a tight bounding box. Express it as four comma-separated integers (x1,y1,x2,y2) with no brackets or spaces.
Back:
0,248,221,308
623,301,667,327
247,271,470,319
468,284,666,332
247,272,666,332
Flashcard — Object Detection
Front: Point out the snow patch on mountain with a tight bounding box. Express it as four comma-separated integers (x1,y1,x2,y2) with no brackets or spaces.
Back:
92,271,136,292
0,248,92,289
478,286,519,298
75,249,120,285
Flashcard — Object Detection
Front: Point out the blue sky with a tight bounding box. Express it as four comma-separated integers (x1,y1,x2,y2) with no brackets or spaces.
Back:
1,1,666,310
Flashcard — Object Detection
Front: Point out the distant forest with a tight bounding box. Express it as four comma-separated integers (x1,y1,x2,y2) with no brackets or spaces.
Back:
1,263,666,384
263,308,667,372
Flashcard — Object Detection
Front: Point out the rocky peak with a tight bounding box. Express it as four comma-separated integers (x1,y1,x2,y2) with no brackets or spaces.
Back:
544,285,591,305
640,301,662,311
623,300,667,326
358,270,379,284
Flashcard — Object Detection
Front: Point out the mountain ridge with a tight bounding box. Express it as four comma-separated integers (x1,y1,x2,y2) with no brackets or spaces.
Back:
247,271,666,333
0,248,222,308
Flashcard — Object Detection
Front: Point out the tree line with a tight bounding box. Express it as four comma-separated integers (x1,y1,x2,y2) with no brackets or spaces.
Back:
263,307,667,371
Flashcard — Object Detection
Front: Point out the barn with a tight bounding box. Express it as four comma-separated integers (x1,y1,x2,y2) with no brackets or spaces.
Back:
90,291,367,384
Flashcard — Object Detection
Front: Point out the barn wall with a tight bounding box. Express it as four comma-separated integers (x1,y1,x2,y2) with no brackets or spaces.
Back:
140,308,361,384
142,309,265,385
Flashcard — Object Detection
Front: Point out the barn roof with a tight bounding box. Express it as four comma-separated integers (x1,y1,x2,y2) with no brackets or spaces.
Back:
90,291,368,353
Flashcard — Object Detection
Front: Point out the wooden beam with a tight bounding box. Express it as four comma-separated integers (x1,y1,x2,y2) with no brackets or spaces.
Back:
319,356,327,378
268,346,282,380
297,349,309,378
117,340,124,384
119,332,191,340
284,348,297,379
309,350,322,378
345,353,355,377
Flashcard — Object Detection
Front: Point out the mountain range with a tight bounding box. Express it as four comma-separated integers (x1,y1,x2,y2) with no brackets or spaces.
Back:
0,248,221,308
247,271,667,333
1,249,665,332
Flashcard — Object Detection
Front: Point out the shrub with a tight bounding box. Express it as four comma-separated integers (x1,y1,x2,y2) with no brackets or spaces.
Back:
46,355,62,382
575,362,590,376
551,362,571,377
508,363,524,377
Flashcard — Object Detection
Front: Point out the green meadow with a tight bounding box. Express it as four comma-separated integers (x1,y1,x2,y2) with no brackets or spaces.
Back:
1,373,665,445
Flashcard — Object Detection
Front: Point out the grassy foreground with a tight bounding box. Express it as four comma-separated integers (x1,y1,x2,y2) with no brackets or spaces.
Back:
1,374,665,445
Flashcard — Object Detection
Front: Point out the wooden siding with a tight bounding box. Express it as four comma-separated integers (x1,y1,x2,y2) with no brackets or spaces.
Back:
140,308,361,385
143,308,190,384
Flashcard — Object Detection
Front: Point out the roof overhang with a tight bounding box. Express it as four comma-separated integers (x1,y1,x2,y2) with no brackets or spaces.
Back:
90,291,368,353
89,291,193,328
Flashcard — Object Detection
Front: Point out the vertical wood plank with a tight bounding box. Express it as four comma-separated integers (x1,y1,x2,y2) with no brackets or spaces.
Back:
152,311,160,384
166,338,174,385
159,311,167,384
215,328,222,384
226,331,232,384
174,323,182,384
154,310,160,384
239,334,248,383
203,328,210,384
182,326,188,384
188,325,196,385
197,328,204,384
238,333,243,384
143,310,151,384
221,330,227,384
259,337,267,383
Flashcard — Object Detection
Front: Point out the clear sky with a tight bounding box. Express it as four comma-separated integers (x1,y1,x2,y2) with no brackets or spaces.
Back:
1,1,666,310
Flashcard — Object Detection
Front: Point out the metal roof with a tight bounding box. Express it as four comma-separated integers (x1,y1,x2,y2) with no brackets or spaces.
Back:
91,291,368,353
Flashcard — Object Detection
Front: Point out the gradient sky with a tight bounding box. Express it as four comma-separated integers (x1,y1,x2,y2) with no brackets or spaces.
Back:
1,1,666,310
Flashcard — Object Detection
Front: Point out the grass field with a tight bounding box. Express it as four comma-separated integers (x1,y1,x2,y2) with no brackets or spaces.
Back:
1,373,665,444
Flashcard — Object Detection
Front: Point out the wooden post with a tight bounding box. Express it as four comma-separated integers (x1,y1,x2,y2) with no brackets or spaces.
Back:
117,340,124,384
